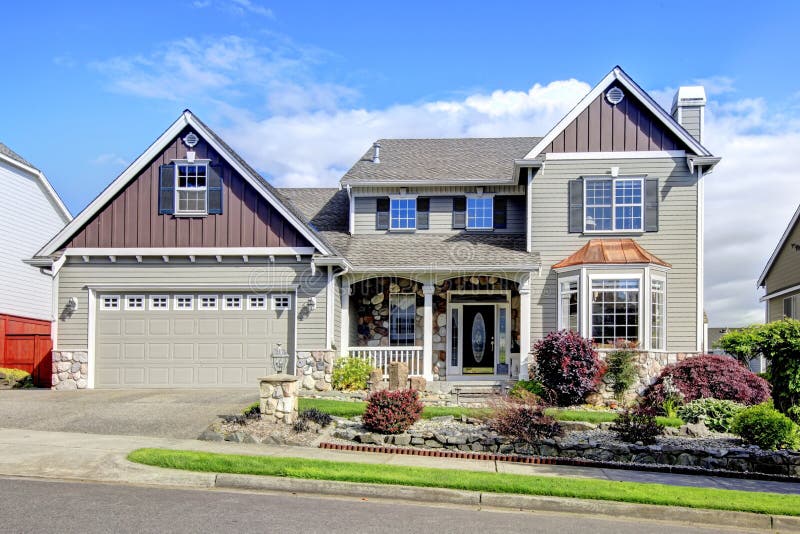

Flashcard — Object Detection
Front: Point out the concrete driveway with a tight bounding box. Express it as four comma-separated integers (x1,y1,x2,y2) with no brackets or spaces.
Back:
0,389,258,439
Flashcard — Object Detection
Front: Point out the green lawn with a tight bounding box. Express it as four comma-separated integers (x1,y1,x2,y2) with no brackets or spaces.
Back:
128,448,800,517
297,398,682,427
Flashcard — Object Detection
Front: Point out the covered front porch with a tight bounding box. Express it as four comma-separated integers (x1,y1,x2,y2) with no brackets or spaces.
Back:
340,273,532,382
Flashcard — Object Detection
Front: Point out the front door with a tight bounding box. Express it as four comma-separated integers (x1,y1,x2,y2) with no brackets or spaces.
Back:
461,305,495,374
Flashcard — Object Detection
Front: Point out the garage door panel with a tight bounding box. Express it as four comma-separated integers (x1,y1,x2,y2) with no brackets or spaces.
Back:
95,291,292,388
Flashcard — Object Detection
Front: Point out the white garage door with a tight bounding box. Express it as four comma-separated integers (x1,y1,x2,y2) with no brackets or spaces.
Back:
94,292,293,388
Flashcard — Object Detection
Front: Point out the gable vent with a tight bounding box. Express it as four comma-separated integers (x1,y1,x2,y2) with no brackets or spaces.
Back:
606,87,624,105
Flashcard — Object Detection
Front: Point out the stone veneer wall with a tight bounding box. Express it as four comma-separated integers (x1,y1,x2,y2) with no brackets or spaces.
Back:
592,351,697,402
295,350,335,391
51,351,88,390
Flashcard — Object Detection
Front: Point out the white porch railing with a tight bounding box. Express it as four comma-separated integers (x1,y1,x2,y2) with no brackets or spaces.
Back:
347,346,423,377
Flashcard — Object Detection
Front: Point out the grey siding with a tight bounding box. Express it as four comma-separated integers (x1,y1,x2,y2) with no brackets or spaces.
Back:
529,156,699,352
354,195,526,234
767,289,800,322
680,107,702,142
56,257,328,352
763,220,800,295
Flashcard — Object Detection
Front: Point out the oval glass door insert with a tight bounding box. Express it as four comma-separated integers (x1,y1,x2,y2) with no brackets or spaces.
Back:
471,312,486,363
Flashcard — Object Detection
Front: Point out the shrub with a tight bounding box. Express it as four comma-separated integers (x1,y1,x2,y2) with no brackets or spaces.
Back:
754,320,800,423
643,354,771,410
611,406,664,445
299,408,333,427
731,403,800,450
292,418,310,433
0,368,33,389
533,330,602,406
331,357,373,391
490,401,561,445
677,398,745,433
509,379,547,401
605,348,638,400
242,402,260,418
363,389,423,434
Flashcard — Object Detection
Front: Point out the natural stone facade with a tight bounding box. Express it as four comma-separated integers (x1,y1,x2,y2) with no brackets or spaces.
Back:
295,350,335,391
596,351,697,401
259,374,299,424
51,351,88,390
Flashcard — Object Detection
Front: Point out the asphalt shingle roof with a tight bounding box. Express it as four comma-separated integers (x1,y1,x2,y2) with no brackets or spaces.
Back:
0,142,37,170
340,137,541,184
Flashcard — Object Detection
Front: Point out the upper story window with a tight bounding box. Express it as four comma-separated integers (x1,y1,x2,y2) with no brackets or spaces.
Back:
390,198,416,230
176,164,207,215
584,177,643,232
466,197,493,229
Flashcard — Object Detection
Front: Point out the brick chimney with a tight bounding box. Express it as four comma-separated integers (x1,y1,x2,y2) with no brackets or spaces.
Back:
671,86,706,143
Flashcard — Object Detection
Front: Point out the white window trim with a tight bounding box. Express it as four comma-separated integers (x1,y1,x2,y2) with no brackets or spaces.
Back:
174,295,195,310
247,294,268,310
587,272,644,349
124,294,145,310
222,294,243,310
583,176,645,234
650,273,667,351
465,194,495,230
100,295,120,311
557,275,579,331
388,195,418,231
173,160,210,216
389,293,417,346
198,294,219,310
148,294,170,311
271,294,292,311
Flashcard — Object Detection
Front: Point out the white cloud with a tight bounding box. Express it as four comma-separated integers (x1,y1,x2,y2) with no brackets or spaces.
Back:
92,37,800,326
90,153,127,167
191,0,272,17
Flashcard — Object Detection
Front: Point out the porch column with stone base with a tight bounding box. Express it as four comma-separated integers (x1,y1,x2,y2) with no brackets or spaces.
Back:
422,284,435,381
259,374,299,424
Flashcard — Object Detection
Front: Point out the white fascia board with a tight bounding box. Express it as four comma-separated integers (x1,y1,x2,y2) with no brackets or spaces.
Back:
349,264,542,273
86,282,300,291
760,283,800,302
64,247,315,257
341,178,516,187
553,263,670,274
0,153,72,222
37,111,331,257
757,203,800,287
687,155,722,174
545,150,685,160
524,67,712,160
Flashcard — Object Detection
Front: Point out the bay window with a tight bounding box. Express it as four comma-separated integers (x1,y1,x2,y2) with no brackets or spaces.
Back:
590,278,640,348
651,277,666,350
558,278,579,332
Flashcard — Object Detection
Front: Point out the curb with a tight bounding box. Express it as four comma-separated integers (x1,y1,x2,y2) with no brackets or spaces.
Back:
213,473,800,531
319,442,800,484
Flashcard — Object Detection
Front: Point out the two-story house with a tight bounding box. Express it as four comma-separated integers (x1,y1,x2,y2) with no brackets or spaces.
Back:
758,204,800,323
32,66,719,391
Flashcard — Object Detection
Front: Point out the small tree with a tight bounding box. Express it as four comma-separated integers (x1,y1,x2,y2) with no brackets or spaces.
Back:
716,325,762,367
533,330,602,406
605,346,638,401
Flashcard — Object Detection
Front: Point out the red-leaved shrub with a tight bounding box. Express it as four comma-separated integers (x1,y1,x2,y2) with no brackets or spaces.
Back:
533,330,603,406
490,400,561,444
363,388,424,434
643,354,771,408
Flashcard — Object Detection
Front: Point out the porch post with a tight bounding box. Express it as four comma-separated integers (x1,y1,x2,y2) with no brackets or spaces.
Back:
518,273,531,380
422,283,435,381
340,278,350,357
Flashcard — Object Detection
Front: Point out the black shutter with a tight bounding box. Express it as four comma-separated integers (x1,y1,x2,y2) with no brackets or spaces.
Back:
494,197,507,229
452,196,466,229
376,198,390,230
416,197,429,230
207,164,224,215
644,178,659,232
158,164,175,215
568,179,583,233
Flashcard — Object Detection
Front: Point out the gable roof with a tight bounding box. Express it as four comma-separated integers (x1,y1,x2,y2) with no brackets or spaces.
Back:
0,142,72,222
553,239,671,270
524,66,713,159
340,137,540,186
36,111,333,257
757,203,800,288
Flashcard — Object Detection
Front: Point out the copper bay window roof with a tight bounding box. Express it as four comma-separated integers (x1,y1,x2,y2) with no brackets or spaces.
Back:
552,239,671,269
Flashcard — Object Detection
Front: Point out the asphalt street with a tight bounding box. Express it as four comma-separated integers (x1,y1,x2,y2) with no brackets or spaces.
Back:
1,477,748,534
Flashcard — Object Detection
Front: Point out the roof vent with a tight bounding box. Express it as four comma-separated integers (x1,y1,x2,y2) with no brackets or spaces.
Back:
605,87,624,105
372,141,381,163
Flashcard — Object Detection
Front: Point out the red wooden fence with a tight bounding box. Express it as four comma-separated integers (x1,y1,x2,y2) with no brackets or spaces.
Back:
0,313,52,387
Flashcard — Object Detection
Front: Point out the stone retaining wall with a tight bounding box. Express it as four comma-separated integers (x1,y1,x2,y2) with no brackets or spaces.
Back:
295,350,335,391
51,351,88,390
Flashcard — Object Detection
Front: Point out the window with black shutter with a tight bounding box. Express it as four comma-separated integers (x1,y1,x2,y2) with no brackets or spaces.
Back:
417,197,430,230
376,198,390,230
452,196,466,229
494,197,507,229
158,164,176,215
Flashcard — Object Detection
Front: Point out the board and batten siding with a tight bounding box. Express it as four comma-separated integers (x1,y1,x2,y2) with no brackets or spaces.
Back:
55,258,328,352
762,220,800,296
529,156,699,352
0,160,69,320
353,195,526,234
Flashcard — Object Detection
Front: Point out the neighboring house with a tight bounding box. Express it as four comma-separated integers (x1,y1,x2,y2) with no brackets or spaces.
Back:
32,66,720,391
758,204,800,324
707,326,766,373
0,143,72,385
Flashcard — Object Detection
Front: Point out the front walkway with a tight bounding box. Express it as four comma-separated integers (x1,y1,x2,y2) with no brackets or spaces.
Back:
0,389,257,439
0,428,797,495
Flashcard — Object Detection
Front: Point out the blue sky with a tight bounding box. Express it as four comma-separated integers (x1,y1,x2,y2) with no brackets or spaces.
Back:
2,0,800,325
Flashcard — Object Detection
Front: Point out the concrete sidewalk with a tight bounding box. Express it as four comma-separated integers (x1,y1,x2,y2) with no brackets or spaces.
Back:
0,427,798,495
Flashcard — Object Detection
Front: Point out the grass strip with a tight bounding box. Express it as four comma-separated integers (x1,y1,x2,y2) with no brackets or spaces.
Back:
128,448,800,516
297,399,682,427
